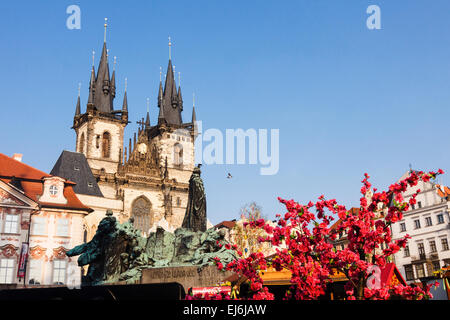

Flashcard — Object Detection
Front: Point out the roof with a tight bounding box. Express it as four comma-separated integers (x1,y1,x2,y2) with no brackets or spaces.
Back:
214,220,237,229
380,263,407,286
50,151,103,197
330,207,359,231
0,153,92,212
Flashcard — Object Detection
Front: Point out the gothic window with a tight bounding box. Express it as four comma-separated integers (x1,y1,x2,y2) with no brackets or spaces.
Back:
79,133,85,154
174,143,183,166
102,132,111,158
131,196,152,234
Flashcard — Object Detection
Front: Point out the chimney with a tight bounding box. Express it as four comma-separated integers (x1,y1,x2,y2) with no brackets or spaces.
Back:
12,153,23,162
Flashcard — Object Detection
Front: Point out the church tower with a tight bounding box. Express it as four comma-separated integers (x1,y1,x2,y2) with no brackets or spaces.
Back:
72,20,128,198
70,28,198,233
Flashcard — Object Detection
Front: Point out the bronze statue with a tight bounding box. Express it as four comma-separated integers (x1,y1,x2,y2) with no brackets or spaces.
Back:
182,165,207,232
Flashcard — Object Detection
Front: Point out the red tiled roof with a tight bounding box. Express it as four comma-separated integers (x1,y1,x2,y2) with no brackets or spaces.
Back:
0,153,91,213
214,220,236,229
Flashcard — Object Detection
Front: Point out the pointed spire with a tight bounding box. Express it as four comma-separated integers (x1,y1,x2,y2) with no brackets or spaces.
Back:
145,98,150,128
122,77,128,112
93,27,113,113
75,83,81,116
111,56,116,98
192,92,196,123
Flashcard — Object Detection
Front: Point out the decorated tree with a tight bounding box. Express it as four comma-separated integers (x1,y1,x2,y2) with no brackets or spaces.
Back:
231,202,273,257
195,170,443,300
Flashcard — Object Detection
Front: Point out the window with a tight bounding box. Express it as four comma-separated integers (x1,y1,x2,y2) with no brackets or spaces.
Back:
53,260,67,284
102,132,111,158
28,260,42,285
411,204,415,210
31,217,46,236
425,217,432,227
0,259,14,284
417,201,422,209
418,243,425,259
56,219,69,237
404,245,410,257
430,240,437,253
400,223,406,232
176,197,181,207
174,143,183,166
437,214,444,224
414,219,421,229
49,185,58,196
432,261,441,272
441,238,449,251
415,264,425,278
4,214,18,234
405,265,414,281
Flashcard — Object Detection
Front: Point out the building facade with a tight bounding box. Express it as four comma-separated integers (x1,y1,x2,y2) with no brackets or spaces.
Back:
0,153,91,287
392,171,450,284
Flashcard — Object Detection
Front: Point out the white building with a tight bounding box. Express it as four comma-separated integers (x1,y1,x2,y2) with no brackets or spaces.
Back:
392,171,450,284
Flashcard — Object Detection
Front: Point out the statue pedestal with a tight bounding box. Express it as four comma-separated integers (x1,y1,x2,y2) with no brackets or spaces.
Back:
140,265,233,292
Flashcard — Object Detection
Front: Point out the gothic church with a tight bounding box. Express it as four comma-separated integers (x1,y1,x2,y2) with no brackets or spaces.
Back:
51,32,198,240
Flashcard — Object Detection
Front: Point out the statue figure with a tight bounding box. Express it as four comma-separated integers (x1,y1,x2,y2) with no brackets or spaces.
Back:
182,165,207,232
66,210,117,284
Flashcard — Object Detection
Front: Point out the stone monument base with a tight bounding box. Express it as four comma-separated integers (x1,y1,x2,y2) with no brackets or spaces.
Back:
140,265,233,292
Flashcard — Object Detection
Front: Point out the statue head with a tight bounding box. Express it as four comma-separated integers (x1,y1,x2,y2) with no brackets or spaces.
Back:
193,164,202,175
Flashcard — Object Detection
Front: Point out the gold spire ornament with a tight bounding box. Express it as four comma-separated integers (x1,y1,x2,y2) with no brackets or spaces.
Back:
104,18,108,43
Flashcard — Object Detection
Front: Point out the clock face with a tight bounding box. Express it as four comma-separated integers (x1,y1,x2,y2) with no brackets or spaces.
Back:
138,143,148,154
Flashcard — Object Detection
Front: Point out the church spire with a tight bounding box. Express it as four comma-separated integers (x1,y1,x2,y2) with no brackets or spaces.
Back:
191,93,196,123
75,83,81,116
122,77,128,112
93,19,114,113
145,98,150,128
159,55,182,125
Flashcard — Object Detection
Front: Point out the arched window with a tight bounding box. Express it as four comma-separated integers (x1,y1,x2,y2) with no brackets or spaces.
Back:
131,196,152,234
174,143,183,166
79,133,85,154
102,132,111,158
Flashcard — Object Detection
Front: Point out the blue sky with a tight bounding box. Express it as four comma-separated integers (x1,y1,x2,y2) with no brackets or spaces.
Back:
1,1,450,224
